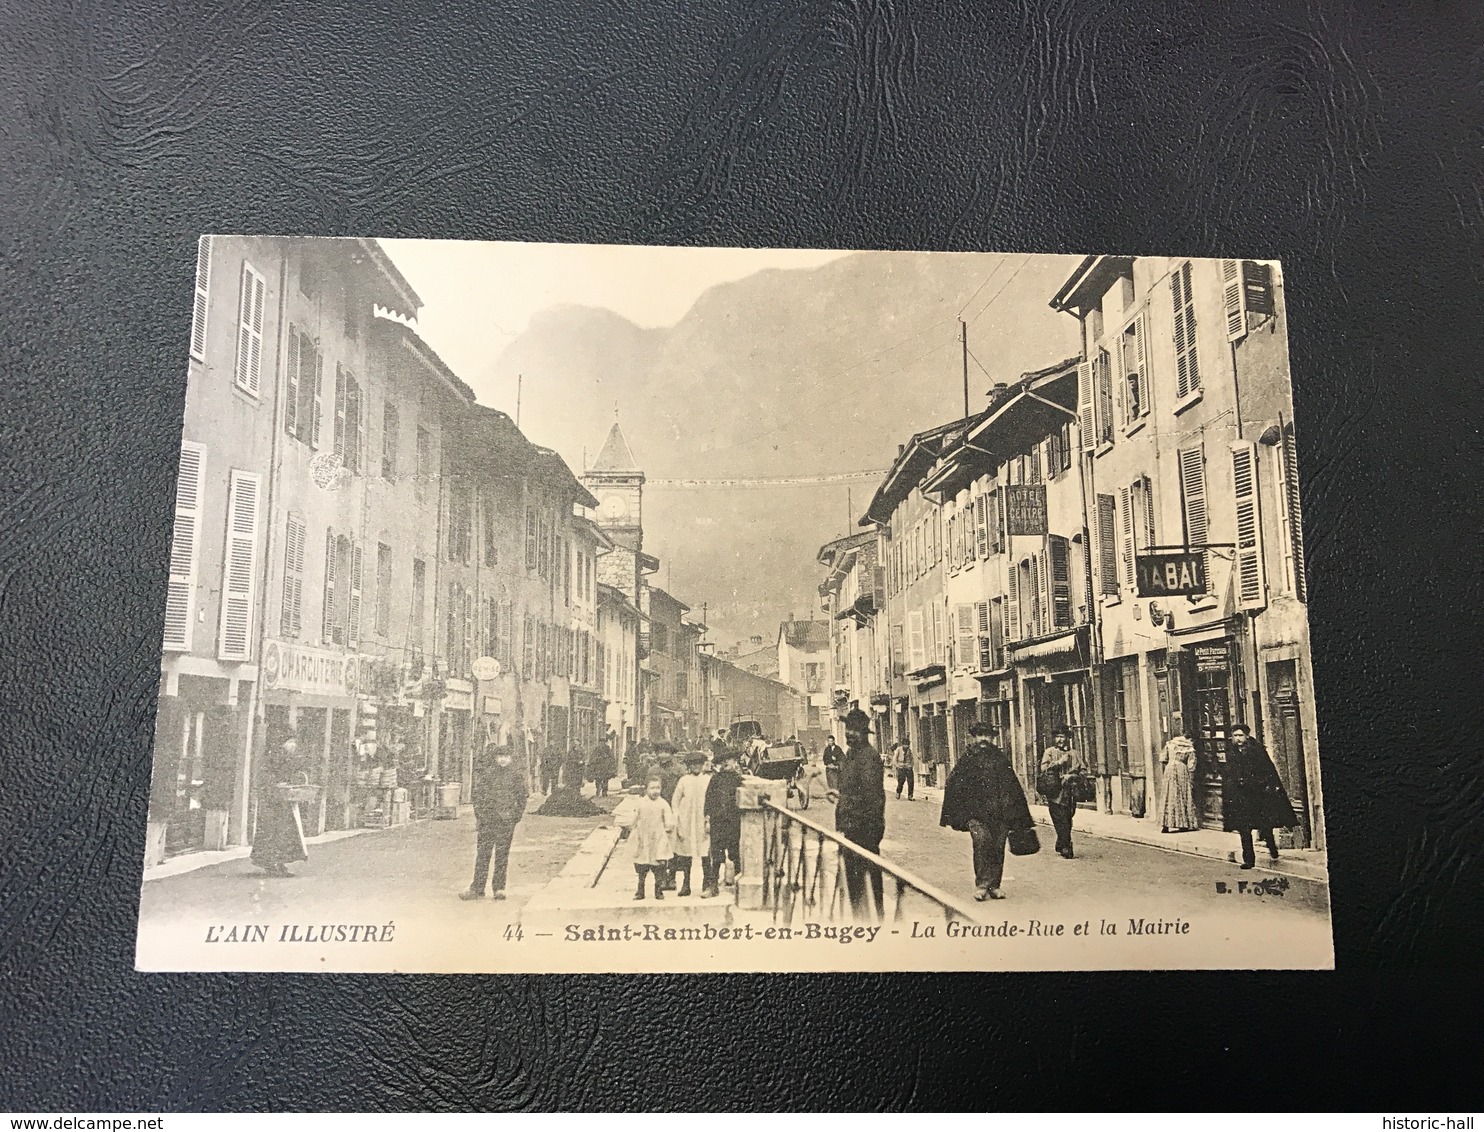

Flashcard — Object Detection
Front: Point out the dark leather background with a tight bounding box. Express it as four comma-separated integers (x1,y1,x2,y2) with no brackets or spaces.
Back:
2,0,1482,1112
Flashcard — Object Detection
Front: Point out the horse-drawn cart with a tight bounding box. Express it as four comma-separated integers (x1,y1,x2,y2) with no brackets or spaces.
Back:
749,741,821,810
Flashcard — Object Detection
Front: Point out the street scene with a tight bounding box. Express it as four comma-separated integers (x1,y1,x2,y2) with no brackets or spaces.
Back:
137,239,1332,972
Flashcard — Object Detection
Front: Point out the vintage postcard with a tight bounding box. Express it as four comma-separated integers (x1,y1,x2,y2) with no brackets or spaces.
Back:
136,238,1333,972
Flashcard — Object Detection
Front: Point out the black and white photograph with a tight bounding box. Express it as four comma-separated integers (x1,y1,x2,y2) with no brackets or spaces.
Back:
135,238,1333,972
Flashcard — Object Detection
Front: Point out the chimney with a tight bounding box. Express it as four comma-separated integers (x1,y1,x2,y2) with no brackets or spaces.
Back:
897,444,905,457
991,382,1009,400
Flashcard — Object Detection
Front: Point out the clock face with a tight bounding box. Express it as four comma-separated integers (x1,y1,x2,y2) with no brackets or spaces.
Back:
600,494,628,521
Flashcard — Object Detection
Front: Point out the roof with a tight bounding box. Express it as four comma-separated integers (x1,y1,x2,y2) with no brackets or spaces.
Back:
860,419,962,526
649,586,690,615
571,512,615,550
358,239,423,319
530,446,599,509
597,582,641,620
373,316,477,404
590,422,639,472
817,529,875,569
1049,255,1135,315
779,619,830,650
921,360,1081,499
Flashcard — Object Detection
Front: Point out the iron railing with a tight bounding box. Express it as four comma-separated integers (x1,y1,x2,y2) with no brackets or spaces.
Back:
758,798,986,927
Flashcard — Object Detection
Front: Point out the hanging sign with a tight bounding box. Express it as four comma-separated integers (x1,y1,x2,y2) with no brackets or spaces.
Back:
1004,484,1048,536
1136,552,1208,597
471,656,501,681
1193,643,1229,673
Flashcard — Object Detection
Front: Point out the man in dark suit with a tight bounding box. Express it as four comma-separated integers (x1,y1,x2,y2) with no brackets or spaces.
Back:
460,743,528,901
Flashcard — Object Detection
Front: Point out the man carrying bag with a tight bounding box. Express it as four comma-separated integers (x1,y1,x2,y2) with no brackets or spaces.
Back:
940,720,1036,901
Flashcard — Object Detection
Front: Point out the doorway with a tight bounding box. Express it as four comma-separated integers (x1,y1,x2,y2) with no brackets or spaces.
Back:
1265,660,1311,848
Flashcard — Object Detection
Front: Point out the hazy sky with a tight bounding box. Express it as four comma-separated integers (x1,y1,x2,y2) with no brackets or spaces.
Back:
381,239,849,387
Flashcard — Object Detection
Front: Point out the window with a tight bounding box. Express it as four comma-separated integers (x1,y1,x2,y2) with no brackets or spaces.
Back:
954,604,976,670
1097,494,1119,596
1004,561,1021,642
280,513,307,638
1177,445,1209,570
522,615,533,678
447,581,473,676
447,480,472,564
344,296,360,341
163,441,206,651
1119,479,1155,590
409,559,426,653
415,426,431,500
483,597,499,660
1096,347,1114,446
217,470,262,661
1120,314,1149,423
525,509,538,572
1112,658,1142,776
483,491,498,567
375,543,392,637
500,600,514,667
1172,260,1200,399
652,623,669,654
381,402,398,480
333,365,364,473
1231,441,1266,610
284,330,324,447
907,610,925,670
234,263,266,397
1277,423,1308,602
190,237,211,360
1049,534,1072,628
675,671,689,700
537,514,551,578
346,541,363,649
932,601,945,664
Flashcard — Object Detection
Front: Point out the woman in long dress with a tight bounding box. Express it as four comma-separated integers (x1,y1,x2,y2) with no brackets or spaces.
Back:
1160,734,1199,833
251,737,309,877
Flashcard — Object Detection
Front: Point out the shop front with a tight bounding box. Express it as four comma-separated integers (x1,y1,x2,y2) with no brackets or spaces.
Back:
905,664,949,785
1009,627,1095,809
258,639,361,838
151,673,253,857
1166,628,1247,831
442,679,475,802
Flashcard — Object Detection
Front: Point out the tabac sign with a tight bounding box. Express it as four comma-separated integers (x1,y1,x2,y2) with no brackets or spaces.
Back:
1136,552,1208,597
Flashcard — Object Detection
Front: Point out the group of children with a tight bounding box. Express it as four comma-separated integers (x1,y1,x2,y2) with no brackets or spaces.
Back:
625,747,744,901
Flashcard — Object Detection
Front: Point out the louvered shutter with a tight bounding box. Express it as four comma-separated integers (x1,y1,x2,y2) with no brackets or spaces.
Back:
353,378,366,474
1178,446,1210,592
975,494,989,558
1004,563,1021,642
1078,360,1096,450
932,601,945,664
1129,313,1148,418
463,588,474,674
1221,259,1248,341
310,345,324,448
1035,553,1050,638
1050,535,1072,628
281,513,305,637
333,364,347,458
190,237,211,359
1097,494,1119,595
976,601,993,669
955,604,976,670
1120,485,1135,589
1140,474,1157,552
234,264,265,396
284,326,300,438
322,528,337,642
347,542,364,649
164,442,206,651
908,610,925,670
1173,264,1191,398
217,470,262,660
501,600,514,666
1280,424,1308,602
1230,441,1267,610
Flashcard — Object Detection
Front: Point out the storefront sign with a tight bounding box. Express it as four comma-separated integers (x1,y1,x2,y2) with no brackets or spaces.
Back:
262,640,358,697
1193,643,1229,673
1005,484,1048,536
1136,552,1208,597
471,656,501,681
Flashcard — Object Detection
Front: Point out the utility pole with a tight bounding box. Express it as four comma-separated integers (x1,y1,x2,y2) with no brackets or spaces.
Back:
516,374,523,428
961,319,970,419
846,487,853,535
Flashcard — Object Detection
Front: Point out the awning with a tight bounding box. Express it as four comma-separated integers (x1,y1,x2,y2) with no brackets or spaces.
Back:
1008,626,1088,669
833,592,878,623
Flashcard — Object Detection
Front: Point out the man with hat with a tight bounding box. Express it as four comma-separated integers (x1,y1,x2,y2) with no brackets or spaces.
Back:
668,750,713,897
1039,725,1087,858
940,720,1034,900
827,707,886,918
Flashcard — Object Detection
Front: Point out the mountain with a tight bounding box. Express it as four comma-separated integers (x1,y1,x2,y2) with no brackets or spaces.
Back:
469,250,1082,647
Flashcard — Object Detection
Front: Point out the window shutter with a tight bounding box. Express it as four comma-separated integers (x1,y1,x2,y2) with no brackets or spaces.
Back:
932,601,945,664
1097,494,1119,595
1140,474,1157,552
1280,424,1308,602
310,347,324,449
1035,553,1050,638
353,379,366,474
976,601,993,670
1119,485,1135,589
164,442,206,651
333,364,347,458
1127,313,1148,419
1004,563,1021,642
1177,445,1209,550
1050,535,1072,628
908,610,925,670
347,542,364,649
234,264,265,396
1078,360,1096,450
322,528,337,643
190,237,211,359
955,603,976,670
284,325,300,438
975,494,989,558
502,600,515,666
280,513,305,638
217,470,261,661
1230,441,1267,610
1221,259,1248,342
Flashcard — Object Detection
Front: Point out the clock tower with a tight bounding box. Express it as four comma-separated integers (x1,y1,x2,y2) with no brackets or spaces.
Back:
583,422,646,603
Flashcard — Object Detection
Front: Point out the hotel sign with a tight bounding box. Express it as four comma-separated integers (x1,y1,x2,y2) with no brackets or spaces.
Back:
1136,552,1207,598
262,641,359,697
1004,484,1047,536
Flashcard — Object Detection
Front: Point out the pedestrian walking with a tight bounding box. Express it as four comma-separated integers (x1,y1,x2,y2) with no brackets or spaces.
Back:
669,751,712,897
563,745,586,794
540,741,560,795
250,736,309,878
821,735,844,791
587,737,616,798
826,708,886,919
940,720,1035,900
1224,724,1296,868
630,776,675,900
1038,726,1086,858
460,743,529,901
1159,733,1199,833
703,749,743,899
893,739,915,801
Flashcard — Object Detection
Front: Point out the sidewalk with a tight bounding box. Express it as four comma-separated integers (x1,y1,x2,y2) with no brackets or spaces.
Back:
913,783,1328,884
142,824,386,883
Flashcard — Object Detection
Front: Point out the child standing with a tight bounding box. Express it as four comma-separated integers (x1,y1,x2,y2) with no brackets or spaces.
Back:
632,776,675,900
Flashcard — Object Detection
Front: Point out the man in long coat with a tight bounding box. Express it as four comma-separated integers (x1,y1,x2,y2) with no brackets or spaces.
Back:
1039,726,1086,858
1223,723,1296,868
702,750,743,899
461,743,529,901
941,721,1034,900
828,708,886,919
587,737,616,798
669,751,712,897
